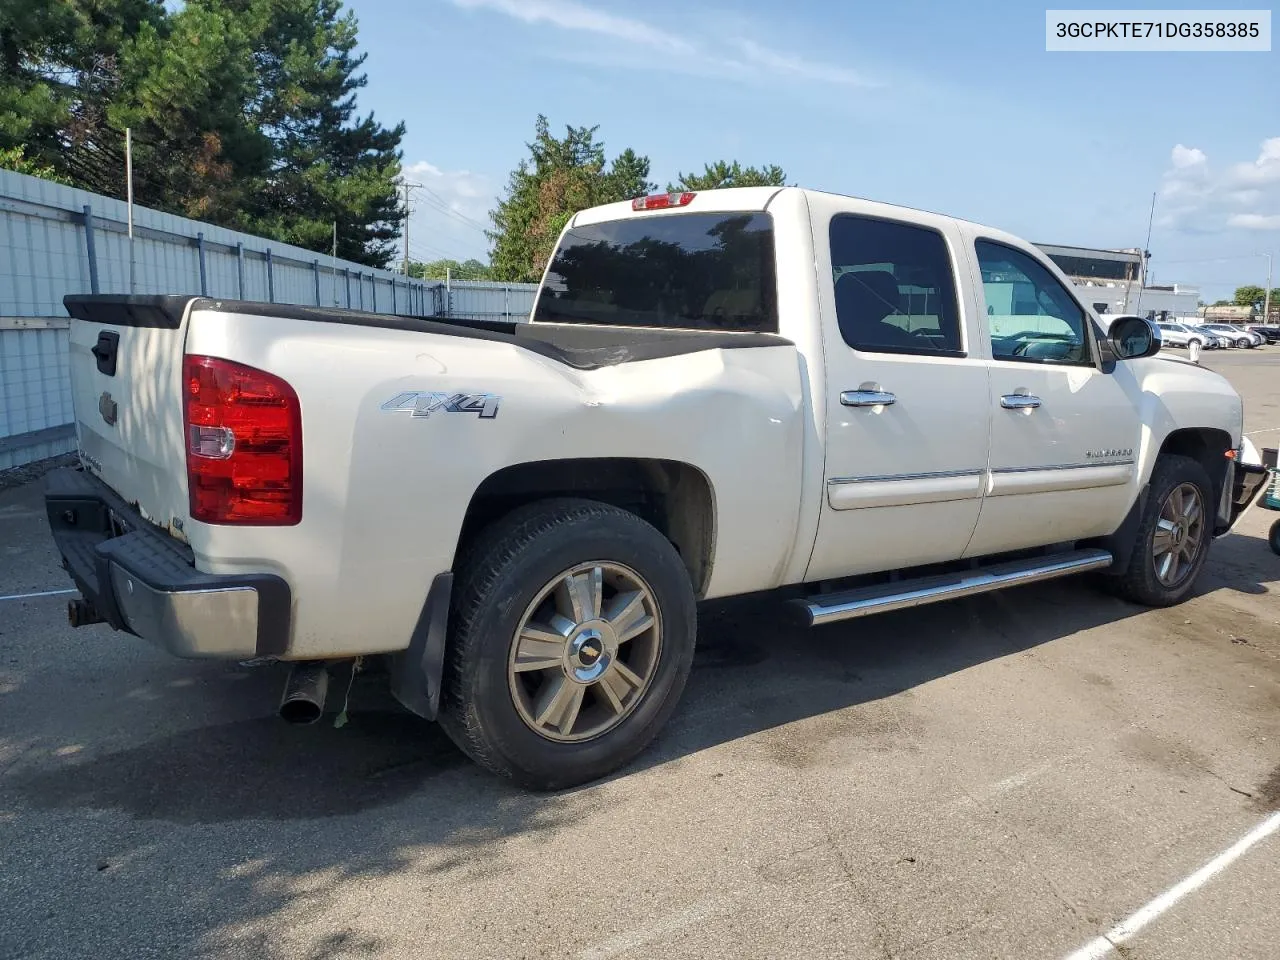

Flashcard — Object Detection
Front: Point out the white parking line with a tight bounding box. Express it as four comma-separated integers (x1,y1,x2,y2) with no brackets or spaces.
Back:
0,588,76,603
1063,811,1280,960
1245,426,1280,435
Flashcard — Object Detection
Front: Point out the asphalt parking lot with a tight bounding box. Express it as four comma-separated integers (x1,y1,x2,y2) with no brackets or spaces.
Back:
2,349,1279,960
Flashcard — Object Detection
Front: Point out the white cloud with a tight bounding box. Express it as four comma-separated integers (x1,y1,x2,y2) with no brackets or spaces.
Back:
1227,213,1280,230
447,0,876,88
1158,138,1280,234
1170,144,1206,168
450,0,693,54
732,38,870,87
401,160,495,263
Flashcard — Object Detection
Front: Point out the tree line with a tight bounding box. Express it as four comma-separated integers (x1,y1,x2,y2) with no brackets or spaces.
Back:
0,0,404,267
1214,286,1280,311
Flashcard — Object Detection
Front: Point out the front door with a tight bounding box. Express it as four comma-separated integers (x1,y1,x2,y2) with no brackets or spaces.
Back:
805,205,992,583
962,236,1142,558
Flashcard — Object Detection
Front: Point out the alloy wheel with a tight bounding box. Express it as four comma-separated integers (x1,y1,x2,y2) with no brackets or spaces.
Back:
507,562,662,742
1152,482,1205,587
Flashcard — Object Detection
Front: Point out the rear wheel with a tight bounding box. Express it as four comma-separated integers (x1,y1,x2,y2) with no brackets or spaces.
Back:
439,498,697,790
1109,455,1214,607
1269,518,1280,557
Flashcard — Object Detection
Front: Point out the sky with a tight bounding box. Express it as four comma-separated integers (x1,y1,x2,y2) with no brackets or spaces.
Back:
350,0,1278,301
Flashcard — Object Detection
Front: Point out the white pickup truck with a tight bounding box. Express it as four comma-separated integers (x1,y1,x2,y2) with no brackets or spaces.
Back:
45,186,1270,789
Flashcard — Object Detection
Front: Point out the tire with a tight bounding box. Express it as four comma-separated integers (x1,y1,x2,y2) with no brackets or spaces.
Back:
439,497,697,790
1237,337,1252,349
1270,518,1280,557
1109,455,1214,607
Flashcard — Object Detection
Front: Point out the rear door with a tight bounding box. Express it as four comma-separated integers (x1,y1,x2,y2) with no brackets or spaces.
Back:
64,297,193,534
804,200,992,582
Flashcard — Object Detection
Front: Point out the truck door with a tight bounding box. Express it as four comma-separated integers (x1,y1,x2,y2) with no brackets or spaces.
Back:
960,234,1142,558
805,204,993,582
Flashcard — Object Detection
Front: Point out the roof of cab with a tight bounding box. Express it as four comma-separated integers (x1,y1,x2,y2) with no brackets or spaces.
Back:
570,185,1011,241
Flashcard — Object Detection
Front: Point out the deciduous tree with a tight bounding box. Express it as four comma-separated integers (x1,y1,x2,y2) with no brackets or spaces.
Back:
489,116,655,282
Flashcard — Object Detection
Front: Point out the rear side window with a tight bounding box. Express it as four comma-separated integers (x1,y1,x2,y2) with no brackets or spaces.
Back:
829,215,963,356
533,212,778,332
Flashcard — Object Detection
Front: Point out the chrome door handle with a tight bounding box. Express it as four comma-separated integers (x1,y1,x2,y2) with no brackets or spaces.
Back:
841,390,896,407
1000,394,1042,409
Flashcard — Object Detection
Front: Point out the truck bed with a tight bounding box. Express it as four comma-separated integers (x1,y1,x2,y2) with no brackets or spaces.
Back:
63,295,794,371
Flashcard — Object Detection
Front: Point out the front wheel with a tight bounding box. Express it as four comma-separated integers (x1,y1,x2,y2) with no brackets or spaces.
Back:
1108,455,1214,607
439,498,697,790
1237,337,1253,349
1270,518,1280,556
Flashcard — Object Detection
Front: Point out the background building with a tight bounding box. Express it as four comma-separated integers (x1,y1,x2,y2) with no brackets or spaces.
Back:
1034,242,1201,320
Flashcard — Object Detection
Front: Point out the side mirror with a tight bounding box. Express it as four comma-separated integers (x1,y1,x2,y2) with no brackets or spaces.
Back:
1110,315,1161,360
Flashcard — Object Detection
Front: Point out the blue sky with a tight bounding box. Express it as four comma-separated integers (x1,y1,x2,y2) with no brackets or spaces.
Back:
351,0,1278,301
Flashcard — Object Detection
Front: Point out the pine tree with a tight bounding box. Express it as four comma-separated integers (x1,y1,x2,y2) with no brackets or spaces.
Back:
218,0,405,266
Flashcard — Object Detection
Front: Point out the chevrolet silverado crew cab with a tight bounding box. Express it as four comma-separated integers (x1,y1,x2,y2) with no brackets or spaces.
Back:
45,187,1270,789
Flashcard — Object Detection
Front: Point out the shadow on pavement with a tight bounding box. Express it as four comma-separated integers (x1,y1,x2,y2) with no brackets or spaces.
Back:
1,529,1275,958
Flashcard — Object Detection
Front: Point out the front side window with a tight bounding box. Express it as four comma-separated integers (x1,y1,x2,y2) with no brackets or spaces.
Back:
533,212,777,332
976,240,1092,365
828,215,963,356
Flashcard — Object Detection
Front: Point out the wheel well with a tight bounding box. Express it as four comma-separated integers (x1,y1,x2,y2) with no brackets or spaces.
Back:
1158,427,1233,507
456,458,716,596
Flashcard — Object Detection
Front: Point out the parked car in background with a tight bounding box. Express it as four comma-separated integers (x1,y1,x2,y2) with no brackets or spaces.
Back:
1246,323,1280,344
1202,323,1263,348
1156,322,1214,350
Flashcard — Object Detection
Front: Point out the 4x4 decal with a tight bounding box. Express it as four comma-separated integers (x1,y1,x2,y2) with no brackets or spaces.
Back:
380,391,501,419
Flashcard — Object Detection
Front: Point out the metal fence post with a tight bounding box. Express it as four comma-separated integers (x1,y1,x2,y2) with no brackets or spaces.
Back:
197,232,208,295
236,242,246,299
391,279,397,314
344,268,351,308
265,248,275,302
371,276,377,313
358,273,364,310
313,259,321,305
81,205,100,294
504,285,510,321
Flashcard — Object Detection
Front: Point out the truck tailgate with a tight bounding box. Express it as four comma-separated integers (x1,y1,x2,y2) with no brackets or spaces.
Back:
62,295,193,536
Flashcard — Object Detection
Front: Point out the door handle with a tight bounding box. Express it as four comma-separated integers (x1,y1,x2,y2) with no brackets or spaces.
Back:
1000,394,1041,410
841,390,896,407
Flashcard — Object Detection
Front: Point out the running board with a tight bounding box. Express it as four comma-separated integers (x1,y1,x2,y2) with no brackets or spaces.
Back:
793,548,1114,628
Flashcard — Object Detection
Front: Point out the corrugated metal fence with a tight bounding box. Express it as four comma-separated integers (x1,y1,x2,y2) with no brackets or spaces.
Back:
0,168,538,470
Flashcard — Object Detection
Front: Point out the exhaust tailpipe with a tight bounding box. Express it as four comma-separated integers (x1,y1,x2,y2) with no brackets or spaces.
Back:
279,661,330,725
67,599,106,628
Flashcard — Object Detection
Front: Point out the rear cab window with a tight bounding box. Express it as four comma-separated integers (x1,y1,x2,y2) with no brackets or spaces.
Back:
533,212,778,332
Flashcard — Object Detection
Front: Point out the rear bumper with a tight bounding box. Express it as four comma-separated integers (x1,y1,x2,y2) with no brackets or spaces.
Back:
44,467,291,659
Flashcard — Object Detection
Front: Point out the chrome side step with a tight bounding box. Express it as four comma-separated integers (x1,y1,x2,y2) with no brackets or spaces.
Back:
794,548,1114,628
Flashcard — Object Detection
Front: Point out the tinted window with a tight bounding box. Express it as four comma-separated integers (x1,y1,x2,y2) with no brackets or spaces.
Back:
533,212,777,332
829,215,963,356
976,240,1091,365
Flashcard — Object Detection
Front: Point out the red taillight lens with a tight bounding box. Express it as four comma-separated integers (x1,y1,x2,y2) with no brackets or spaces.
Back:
183,355,302,525
631,191,696,211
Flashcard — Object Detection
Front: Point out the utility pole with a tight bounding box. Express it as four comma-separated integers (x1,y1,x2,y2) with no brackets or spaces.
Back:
1134,191,1156,316
399,179,423,277
125,128,135,293
1264,252,1273,323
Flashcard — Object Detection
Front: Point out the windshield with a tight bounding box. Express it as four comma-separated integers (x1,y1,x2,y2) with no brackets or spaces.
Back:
533,212,778,332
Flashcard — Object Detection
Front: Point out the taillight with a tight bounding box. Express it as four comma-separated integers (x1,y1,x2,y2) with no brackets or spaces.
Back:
183,355,302,525
631,192,696,211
